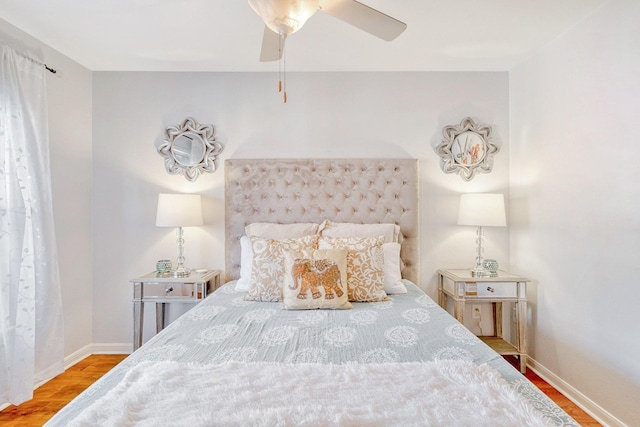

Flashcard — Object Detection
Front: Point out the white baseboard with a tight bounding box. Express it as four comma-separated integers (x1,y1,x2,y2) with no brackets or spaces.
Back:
62,343,131,370
527,357,627,427
91,343,132,355
62,344,93,370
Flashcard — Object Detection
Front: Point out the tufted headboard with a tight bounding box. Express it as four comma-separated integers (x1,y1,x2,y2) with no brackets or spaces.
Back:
225,159,419,283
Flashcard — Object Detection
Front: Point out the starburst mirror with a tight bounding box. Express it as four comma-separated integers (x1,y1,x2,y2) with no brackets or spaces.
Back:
157,117,223,182
435,117,499,181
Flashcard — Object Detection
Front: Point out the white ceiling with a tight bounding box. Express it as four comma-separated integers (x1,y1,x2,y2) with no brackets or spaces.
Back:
0,0,606,72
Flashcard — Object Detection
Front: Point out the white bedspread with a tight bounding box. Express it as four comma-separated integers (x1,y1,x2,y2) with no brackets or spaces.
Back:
68,360,552,427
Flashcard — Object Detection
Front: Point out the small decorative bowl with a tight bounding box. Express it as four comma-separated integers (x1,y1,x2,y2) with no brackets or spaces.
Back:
482,259,499,273
156,259,172,275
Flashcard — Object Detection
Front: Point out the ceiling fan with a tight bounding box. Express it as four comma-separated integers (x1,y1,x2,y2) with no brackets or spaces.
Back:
248,0,407,62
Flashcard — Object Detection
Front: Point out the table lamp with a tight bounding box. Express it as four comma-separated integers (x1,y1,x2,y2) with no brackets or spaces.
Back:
457,193,506,277
156,193,203,277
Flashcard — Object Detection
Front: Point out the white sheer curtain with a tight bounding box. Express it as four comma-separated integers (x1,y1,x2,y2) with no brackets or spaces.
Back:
0,44,64,405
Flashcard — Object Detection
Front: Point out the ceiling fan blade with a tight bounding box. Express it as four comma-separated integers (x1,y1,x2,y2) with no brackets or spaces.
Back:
259,26,285,62
320,0,406,41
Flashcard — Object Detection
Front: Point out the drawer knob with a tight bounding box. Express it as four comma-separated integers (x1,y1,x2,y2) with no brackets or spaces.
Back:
165,287,174,294
486,286,495,293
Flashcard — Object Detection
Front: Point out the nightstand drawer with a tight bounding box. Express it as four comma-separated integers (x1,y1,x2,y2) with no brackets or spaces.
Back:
475,281,517,298
140,282,195,298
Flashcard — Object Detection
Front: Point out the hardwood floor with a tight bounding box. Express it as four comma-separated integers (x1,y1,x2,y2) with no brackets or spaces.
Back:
0,354,127,427
1,354,600,426
505,356,601,426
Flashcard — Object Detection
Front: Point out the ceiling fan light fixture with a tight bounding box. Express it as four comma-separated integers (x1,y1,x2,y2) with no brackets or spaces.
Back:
248,0,320,36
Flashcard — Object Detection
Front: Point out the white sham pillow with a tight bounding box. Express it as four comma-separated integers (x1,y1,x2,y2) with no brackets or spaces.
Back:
382,243,407,294
245,222,320,239
234,236,253,292
318,220,400,243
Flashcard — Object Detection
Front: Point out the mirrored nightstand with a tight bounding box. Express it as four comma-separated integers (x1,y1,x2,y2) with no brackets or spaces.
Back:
437,268,530,373
130,269,221,350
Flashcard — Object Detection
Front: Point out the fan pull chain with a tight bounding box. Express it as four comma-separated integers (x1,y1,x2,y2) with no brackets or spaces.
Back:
283,41,287,103
278,33,283,94
276,33,287,103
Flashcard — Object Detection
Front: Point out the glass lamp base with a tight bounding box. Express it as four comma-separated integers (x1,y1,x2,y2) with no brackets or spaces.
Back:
172,267,191,278
471,267,491,277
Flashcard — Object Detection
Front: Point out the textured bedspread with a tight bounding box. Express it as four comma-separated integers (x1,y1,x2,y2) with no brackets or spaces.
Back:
47,281,578,426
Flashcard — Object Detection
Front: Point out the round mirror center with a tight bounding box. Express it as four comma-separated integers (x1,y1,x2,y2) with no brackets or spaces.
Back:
171,132,206,167
452,131,486,166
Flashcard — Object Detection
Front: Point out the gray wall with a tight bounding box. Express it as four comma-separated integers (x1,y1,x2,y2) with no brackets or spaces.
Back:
510,0,640,425
91,71,510,345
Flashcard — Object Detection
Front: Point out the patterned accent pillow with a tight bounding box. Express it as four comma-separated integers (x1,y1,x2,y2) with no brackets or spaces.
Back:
246,235,319,302
318,236,387,302
282,249,352,310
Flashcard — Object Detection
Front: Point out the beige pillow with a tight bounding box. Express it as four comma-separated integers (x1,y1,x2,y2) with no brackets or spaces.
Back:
318,236,387,302
318,220,400,243
245,222,320,239
282,249,352,310
246,235,319,302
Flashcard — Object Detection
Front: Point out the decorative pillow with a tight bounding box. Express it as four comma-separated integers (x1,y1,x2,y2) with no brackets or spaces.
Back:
382,243,407,294
282,249,352,310
318,236,387,302
318,220,400,243
237,223,319,291
246,235,319,302
235,236,253,292
245,222,320,239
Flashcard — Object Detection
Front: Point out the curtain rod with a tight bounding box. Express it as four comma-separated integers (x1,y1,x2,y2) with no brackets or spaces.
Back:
44,64,57,74
2,43,61,76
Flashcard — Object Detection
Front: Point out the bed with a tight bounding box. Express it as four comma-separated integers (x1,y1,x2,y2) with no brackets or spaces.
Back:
46,159,578,426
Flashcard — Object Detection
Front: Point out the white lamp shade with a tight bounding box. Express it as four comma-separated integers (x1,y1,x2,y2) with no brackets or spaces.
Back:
248,0,320,35
457,193,506,227
156,193,203,227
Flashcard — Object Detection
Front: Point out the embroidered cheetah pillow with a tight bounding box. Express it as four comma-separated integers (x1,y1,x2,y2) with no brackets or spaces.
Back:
282,249,351,310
